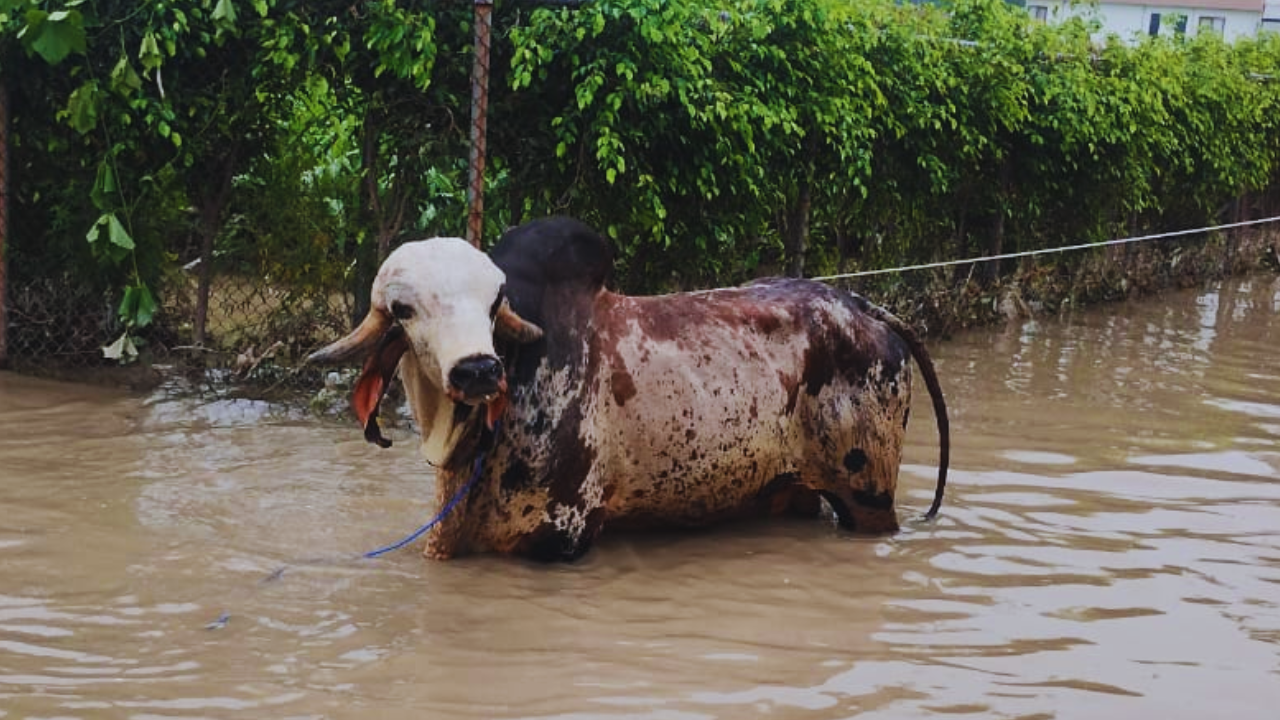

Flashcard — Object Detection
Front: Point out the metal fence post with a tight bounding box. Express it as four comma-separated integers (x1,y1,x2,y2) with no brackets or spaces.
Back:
0,79,9,369
465,0,494,248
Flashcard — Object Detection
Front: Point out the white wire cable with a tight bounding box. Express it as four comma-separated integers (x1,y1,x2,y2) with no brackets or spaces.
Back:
809,215,1280,282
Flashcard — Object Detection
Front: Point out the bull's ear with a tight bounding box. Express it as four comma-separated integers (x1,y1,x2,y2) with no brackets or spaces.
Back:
494,300,543,344
351,326,409,448
308,310,392,365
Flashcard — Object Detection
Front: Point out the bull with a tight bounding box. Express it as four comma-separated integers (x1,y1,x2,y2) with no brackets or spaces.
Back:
309,217,949,561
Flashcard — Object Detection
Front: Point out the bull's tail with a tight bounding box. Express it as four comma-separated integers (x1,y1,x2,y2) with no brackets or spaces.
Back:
868,305,950,519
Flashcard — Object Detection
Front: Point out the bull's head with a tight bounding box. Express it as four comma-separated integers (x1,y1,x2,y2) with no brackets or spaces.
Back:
308,238,542,463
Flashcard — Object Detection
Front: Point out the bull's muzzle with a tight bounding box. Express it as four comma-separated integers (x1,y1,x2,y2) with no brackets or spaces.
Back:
447,354,508,404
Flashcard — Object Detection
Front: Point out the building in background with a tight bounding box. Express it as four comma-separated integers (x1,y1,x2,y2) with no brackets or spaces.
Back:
1265,1,1280,31
1025,1,1279,43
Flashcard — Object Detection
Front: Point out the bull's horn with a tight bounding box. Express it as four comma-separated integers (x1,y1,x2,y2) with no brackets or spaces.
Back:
494,300,543,344
307,309,392,364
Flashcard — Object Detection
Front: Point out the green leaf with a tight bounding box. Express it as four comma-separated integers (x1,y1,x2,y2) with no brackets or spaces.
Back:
212,0,237,29
139,33,162,72
109,54,142,95
63,81,99,134
85,215,105,245
128,285,158,328
26,8,85,64
107,214,135,250
91,160,117,211
118,285,138,325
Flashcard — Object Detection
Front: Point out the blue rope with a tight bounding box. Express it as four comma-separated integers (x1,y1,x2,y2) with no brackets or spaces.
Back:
361,448,488,558
205,422,496,630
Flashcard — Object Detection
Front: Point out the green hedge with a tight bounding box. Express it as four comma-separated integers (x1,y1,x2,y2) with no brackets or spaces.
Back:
4,0,1280,357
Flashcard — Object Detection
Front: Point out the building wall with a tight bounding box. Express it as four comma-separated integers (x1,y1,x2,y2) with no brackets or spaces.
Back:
1031,1,1264,42
1263,1,1280,32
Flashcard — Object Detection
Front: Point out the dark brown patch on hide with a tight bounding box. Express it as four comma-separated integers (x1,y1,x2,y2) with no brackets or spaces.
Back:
501,458,533,491
627,295,692,345
515,526,586,563
525,409,549,436
746,308,784,334
544,378,597,510
801,325,874,398
795,289,911,401
843,448,868,474
778,370,800,415
706,300,791,336
611,367,637,406
516,506,606,562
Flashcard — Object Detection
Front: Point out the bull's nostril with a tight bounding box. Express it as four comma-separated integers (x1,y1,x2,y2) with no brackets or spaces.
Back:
448,355,504,395
484,359,503,380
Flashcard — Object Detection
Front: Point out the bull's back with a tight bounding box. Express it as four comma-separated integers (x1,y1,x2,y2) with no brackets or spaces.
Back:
587,279,911,525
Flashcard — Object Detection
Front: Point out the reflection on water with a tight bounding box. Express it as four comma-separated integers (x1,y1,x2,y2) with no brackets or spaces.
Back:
2,275,1278,719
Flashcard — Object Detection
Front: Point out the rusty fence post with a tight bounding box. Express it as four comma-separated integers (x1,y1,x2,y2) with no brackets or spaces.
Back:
465,0,494,248
0,78,9,369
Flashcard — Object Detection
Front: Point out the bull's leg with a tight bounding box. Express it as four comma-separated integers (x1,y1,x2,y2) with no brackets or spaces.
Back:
512,508,605,562
422,467,475,560
813,485,899,534
834,444,902,534
756,472,823,519
769,485,823,519
805,445,901,534
511,486,607,562
424,523,466,560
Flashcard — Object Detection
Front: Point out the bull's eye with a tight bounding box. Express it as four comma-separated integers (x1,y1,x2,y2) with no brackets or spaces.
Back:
391,301,414,321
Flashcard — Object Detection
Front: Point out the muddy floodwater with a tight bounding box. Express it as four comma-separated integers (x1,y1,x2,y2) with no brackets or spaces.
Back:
2,276,1279,719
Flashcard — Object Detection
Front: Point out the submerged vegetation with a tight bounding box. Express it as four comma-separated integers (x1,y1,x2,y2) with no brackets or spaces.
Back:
2,0,1279,367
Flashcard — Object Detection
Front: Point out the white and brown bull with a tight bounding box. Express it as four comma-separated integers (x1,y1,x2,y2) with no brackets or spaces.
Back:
309,217,949,561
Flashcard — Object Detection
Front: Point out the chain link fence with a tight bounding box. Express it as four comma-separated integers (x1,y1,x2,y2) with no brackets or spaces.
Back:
6,213,1279,400
4,259,354,396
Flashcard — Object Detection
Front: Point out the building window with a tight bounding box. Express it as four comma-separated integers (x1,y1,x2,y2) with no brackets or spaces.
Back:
1199,16,1225,35
1263,19,1280,34
1148,13,1161,36
1027,5,1048,22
